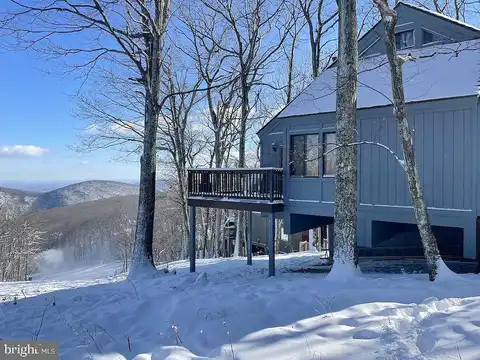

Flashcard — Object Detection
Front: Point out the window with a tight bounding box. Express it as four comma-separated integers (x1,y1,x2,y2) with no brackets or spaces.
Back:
395,30,414,49
422,30,434,44
323,132,337,177
290,134,319,177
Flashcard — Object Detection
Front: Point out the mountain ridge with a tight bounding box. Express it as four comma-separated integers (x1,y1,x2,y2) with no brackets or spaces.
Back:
0,180,139,215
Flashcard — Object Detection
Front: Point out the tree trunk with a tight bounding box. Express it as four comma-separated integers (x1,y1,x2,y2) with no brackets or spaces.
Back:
329,0,359,278
374,0,444,281
130,37,162,275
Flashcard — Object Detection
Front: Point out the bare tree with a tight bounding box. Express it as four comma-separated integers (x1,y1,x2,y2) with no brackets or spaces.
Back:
0,215,44,282
111,205,135,272
197,0,294,256
373,0,447,281
298,0,338,78
181,8,243,257
410,0,468,21
157,60,204,258
328,0,359,278
1,0,171,275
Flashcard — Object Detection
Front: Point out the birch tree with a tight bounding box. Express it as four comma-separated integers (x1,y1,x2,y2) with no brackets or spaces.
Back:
2,0,171,275
373,0,447,281
328,0,359,278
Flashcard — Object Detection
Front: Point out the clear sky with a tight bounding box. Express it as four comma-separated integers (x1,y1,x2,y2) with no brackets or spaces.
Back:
0,50,140,182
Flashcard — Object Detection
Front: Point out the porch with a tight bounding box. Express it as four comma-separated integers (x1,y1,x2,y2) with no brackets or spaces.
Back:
187,168,284,276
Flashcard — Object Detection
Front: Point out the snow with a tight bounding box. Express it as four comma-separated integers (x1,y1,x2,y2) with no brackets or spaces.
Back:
277,39,480,119
2,253,480,359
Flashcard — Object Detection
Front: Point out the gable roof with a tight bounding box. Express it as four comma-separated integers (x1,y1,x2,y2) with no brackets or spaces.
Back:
356,2,480,55
274,39,480,120
397,1,480,33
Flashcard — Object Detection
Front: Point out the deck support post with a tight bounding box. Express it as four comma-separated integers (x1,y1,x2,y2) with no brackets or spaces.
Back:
268,212,276,277
247,211,253,265
327,224,334,261
189,206,196,273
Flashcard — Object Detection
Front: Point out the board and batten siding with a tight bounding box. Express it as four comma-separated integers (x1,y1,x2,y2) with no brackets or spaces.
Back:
259,96,478,217
358,97,476,213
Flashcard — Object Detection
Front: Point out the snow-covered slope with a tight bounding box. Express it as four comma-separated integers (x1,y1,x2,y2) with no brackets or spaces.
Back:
1,253,480,359
33,180,139,211
0,180,139,214
0,187,39,216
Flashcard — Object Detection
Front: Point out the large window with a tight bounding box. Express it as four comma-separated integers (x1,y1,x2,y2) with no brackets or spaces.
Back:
323,132,337,177
290,134,319,177
395,30,414,49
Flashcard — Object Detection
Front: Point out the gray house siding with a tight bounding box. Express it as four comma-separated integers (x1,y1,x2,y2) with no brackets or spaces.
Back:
256,4,480,260
259,96,479,259
358,3,480,58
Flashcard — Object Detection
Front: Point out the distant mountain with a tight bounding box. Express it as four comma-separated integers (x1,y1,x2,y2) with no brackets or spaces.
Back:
0,180,139,214
0,181,78,193
33,180,139,211
26,193,174,249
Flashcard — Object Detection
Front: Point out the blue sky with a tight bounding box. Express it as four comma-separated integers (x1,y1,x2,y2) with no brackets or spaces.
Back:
0,50,140,182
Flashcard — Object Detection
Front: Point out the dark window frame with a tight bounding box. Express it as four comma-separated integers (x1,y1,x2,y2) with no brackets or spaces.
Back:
395,29,415,50
322,132,337,177
289,133,320,178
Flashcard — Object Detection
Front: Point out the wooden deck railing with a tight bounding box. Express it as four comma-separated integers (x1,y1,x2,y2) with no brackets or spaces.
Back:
188,168,284,202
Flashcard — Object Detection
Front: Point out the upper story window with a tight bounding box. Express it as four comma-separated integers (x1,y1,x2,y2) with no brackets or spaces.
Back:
290,134,319,177
323,132,337,177
422,29,434,44
395,30,414,49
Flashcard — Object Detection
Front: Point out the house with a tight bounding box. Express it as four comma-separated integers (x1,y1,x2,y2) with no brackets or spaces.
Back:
187,2,480,276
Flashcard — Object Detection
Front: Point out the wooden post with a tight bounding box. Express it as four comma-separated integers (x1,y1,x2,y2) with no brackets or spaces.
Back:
247,211,253,265
189,206,196,273
268,212,276,276
327,224,334,261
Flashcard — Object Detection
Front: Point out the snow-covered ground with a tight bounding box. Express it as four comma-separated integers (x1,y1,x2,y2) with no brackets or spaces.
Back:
1,253,480,360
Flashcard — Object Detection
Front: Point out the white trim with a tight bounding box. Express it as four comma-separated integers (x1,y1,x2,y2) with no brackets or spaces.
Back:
360,203,472,212
395,22,414,28
288,199,320,203
269,132,284,135
289,128,321,134
321,201,334,204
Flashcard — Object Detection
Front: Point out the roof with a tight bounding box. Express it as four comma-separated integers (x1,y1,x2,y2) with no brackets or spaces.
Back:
275,39,480,120
397,1,480,33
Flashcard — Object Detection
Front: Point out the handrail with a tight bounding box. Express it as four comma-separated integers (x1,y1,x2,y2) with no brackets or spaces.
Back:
188,168,283,202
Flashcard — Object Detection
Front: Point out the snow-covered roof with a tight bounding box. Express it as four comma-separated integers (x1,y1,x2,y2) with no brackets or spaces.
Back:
276,40,480,119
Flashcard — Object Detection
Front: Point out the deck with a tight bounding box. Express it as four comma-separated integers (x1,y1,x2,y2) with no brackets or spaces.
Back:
187,168,284,212
187,168,285,277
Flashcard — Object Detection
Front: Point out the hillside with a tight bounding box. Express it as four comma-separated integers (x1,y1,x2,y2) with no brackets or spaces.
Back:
24,192,176,249
1,254,480,359
0,186,39,216
32,180,139,211
0,180,139,214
